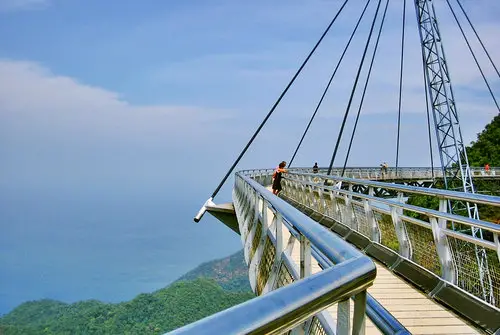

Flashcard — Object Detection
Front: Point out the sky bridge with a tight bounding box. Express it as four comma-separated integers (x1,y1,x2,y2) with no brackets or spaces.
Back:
174,168,500,335
170,0,500,333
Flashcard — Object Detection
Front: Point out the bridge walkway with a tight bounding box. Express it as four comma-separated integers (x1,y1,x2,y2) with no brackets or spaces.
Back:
284,228,481,335
265,188,482,335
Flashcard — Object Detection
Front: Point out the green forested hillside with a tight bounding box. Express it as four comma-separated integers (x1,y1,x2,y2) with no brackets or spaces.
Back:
406,114,500,223
175,249,251,292
0,250,254,335
466,114,500,167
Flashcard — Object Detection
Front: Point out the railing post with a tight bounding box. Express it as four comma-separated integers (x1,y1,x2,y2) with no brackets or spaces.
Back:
343,193,352,228
352,290,367,335
343,183,354,230
275,211,283,257
494,233,500,264
320,187,328,214
336,299,350,335
430,199,456,283
365,187,380,242
390,192,411,259
300,235,311,278
292,234,312,335
328,190,335,219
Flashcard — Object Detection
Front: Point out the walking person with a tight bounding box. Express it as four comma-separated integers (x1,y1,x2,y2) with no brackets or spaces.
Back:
272,161,288,195
313,162,319,173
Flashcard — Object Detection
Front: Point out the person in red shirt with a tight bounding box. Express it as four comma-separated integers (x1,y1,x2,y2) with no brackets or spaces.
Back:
485,163,490,174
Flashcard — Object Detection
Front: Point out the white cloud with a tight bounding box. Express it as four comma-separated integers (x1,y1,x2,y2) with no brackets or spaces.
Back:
0,59,231,140
0,0,49,12
0,0,498,179
0,59,238,190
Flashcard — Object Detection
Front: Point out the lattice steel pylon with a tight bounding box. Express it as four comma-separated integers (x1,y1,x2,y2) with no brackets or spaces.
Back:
414,0,494,305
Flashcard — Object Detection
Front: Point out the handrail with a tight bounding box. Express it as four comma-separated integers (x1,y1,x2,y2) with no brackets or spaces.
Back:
285,174,500,235
286,171,500,206
263,199,410,334
279,169,500,315
167,257,375,335
174,170,382,334
235,170,411,334
240,172,366,264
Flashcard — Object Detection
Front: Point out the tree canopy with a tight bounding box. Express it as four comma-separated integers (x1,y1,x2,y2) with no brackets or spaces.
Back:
466,114,500,167
0,250,254,335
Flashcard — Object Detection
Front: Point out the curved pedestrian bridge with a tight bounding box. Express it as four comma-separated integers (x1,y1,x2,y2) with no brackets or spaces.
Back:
172,167,500,335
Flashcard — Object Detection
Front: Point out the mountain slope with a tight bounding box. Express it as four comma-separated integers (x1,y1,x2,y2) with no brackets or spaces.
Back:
0,250,254,334
175,249,251,292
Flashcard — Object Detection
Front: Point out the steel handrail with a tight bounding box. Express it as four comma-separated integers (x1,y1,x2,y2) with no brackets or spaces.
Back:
167,257,375,335
284,175,500,235
239,172,369,264
238,171,412,334
282,171,500,206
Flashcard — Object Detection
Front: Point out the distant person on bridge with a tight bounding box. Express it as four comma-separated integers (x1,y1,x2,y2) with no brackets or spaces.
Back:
272,161,288,195
380,162,388,175
485,163,490,174
313,162,319,173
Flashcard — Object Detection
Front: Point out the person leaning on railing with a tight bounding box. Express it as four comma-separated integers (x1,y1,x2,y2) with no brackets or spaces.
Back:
272,161,288,195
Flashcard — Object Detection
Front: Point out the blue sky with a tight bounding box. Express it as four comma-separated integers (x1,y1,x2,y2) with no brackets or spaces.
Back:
1,0,498,183
0,0,499,313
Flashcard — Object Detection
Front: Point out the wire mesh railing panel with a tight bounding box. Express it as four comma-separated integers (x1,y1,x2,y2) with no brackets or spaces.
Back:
256,236,275,295
250,222,262,262
448,236,500,308
486,249,500,308
403,220,442,276
309,316,328,335
247,207,256,235
373,211,400,252
274,261,295,289
352,202,371,238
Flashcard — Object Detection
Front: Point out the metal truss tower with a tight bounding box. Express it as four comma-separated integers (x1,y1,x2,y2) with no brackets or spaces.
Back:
414,0,494,305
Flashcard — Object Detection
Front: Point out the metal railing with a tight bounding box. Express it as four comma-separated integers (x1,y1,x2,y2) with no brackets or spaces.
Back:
170,171,383,335
180,167,499,334
281,171,500,309
286,166,500,181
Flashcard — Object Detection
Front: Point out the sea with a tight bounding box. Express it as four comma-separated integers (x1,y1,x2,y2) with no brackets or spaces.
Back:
0,185,242,315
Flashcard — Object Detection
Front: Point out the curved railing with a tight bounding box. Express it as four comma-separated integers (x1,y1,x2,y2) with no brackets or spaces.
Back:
278,170,500,333
286,166,500,182
171,170,411,335
181,167,499,334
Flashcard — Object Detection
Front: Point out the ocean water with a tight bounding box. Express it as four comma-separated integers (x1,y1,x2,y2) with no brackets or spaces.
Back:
0,186,242,315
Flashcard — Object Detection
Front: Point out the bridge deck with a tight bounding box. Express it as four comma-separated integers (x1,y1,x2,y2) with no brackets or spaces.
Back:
285,231,481,334
265,187,482,335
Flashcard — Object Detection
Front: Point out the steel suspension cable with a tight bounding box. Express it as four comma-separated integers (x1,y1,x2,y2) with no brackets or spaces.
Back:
342,0,390,176
446,0,500,113
327,0,383,175
208,0,350,200
395,0,406,176
288,0,372,167
455,0,500,79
